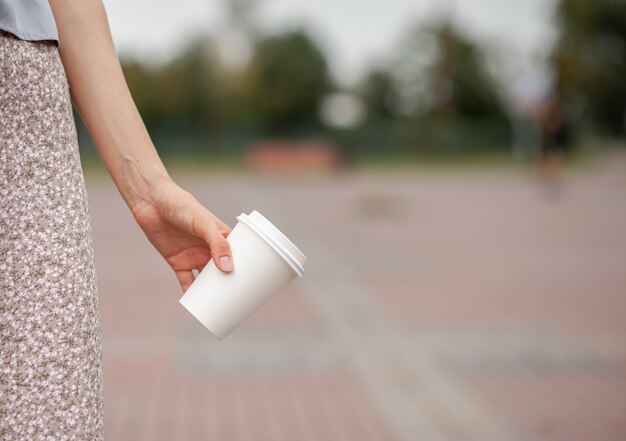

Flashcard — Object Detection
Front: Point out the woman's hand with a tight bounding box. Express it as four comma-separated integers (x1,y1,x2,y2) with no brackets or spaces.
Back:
130,179,234,293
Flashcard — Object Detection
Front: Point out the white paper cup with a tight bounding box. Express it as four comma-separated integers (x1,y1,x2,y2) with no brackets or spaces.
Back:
179,210,306,340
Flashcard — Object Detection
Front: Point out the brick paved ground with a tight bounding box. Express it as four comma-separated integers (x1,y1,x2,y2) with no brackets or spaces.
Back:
87,152,626,441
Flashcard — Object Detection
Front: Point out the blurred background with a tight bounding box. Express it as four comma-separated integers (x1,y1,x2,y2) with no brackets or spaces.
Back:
85,0,626,440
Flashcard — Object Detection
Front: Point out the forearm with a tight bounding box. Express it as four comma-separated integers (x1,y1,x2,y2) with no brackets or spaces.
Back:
49,0,171,211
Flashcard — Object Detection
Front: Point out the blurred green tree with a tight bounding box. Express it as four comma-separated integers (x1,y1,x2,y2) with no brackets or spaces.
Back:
122,61,162,128
361,69,396,120
122,37,221,135
248,31,330,132
554,0,626,135
391,23,507,121
355,22,510,155
170,38,222,133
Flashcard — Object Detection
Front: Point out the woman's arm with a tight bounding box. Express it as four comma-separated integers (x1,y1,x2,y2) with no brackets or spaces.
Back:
49,0,166,208
48,0,234,291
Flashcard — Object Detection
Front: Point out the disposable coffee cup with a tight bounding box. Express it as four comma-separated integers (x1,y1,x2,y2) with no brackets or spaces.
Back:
179,210,306,340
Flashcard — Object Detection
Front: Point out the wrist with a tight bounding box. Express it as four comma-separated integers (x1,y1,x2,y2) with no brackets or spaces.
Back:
119,154,174,213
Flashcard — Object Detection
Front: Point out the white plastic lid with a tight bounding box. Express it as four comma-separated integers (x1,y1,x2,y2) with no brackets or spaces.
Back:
236,210,307,278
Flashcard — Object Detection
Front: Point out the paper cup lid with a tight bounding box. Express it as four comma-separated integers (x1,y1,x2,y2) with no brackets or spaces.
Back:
236,210,307,278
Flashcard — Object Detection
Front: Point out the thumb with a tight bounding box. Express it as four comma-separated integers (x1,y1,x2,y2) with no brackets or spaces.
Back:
206,228,234,273
187,203,234,273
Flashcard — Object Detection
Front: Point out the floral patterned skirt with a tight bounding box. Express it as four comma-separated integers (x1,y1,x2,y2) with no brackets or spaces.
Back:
0,30,104,439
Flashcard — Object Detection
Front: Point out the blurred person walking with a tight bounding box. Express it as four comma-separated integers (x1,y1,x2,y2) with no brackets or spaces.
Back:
0,1,235,438
536,94,572,197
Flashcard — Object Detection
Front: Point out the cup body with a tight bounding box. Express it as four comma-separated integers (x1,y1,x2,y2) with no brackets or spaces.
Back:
179,211,305,340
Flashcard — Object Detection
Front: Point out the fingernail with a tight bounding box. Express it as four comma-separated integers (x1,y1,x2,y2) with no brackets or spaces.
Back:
219,255,233,271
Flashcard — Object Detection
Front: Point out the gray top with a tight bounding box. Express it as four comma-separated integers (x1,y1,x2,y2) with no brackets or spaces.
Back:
0,0,58,42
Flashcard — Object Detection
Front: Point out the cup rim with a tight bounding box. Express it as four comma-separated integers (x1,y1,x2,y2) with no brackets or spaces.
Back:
236,211,306,278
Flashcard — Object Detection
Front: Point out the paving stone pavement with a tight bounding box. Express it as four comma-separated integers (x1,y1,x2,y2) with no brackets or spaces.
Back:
88,153,626,441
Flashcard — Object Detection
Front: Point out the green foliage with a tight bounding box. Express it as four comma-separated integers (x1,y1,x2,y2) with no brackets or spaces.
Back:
357,22,510,155
431,25,506,120
554,0,626,134
122,30,330,138
248,31,330,132
122,38,221,136
361,69,396,120
174,41,221,131
122,61,163,127
364,23,507,123
115,26,513,159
